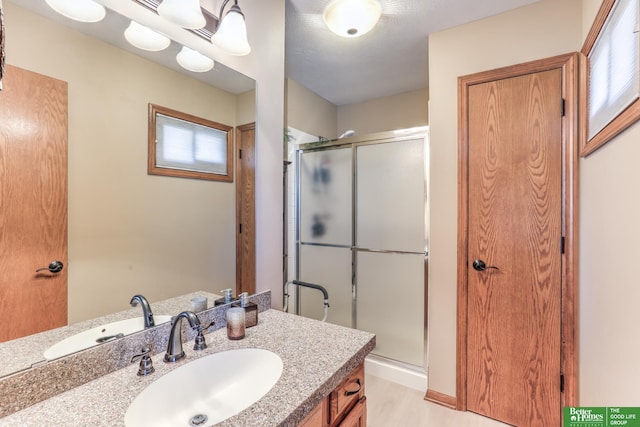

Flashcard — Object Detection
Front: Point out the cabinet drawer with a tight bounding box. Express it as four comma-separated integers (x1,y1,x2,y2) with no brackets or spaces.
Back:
330,363,365,424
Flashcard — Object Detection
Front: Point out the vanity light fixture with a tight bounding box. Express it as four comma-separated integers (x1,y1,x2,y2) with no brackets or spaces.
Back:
323,0,382,38
131,0,252,57
176,46,215,73
44,0,106,23
211,0,251,56
157,0,206,30
124,21,171,51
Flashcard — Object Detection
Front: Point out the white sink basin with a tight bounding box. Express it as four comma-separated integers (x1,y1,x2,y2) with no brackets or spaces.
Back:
44,315,172,360
124,348,283,427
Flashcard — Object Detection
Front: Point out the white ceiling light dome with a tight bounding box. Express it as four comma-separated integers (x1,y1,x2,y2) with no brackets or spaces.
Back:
157,0,206,30
44,0,106,23
323,0,382,38
176,46,214,73
124,21,171,52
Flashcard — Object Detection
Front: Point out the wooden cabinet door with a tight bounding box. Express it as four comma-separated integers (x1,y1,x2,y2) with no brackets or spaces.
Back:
299,397,328,427
330,364,364,424
337,397,366,427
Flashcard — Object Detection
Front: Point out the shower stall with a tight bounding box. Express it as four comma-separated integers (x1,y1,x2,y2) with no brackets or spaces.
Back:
285,128,429,382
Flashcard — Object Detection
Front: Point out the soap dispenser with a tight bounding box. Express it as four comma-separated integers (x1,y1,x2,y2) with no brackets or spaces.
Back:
214,288,237,306
233,292,258,328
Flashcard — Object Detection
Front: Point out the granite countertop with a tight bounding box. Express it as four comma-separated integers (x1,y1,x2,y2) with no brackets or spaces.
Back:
1,309,376,427
0,291,221,378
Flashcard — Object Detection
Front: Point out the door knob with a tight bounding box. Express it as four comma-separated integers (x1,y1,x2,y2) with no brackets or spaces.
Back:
36,260,64,273
472,259,499,272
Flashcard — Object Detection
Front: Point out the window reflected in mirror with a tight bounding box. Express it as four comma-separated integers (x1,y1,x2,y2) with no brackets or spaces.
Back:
148,103,234,181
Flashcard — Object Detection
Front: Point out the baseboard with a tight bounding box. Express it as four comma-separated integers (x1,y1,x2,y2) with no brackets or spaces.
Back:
364,355,427,393
424,389,457,409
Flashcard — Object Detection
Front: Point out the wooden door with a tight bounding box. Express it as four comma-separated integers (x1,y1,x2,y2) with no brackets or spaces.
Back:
0,64,68,342
236,122,256,295
465,69,563,426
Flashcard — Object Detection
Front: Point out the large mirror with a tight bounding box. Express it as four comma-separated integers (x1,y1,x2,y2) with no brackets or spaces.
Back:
0,0,255,377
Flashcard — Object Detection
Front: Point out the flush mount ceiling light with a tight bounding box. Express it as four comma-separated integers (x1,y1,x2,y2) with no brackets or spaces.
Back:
211,0,251,56
124,21,171,51
176,46,214,73
45,0,106,23
157,0,206,30
323,0,382,38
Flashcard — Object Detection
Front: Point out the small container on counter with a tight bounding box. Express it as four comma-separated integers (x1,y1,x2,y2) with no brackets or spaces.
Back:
214,288,237,306
190,296,207,312
233,292,258,328
226,307,245,340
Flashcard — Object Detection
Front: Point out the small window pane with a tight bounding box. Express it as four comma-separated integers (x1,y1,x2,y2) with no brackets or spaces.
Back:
161,123,193,164
195,131,226,166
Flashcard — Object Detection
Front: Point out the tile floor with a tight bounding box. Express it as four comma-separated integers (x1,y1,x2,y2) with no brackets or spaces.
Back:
365,374,511,427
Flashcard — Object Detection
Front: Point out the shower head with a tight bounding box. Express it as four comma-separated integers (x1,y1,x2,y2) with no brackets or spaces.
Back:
338,130,355,139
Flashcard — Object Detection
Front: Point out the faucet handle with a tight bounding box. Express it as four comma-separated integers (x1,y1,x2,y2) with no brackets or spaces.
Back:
193,321,215,351
131,346,155,376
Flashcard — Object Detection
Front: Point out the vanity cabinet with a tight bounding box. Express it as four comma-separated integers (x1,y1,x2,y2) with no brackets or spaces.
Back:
299,363,366,427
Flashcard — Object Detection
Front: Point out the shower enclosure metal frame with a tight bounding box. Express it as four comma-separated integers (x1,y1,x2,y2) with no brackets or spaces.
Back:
291,128,429,369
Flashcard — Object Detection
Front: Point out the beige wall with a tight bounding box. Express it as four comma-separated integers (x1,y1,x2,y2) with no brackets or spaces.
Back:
5,3,241,322
427,0,583,397
337,89,428,136
286,79,428,140
237,89,256,125
94,0,286,310
579,0,640,406
286,78,338,140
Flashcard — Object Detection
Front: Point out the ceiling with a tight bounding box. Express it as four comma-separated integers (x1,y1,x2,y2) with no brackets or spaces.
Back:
285,0,539,106
12,0,540,105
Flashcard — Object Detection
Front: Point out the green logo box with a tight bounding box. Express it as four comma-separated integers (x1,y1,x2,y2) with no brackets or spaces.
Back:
564,407,640,427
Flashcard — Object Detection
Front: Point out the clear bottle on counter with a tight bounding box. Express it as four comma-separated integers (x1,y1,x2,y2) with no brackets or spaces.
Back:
214,288,237,306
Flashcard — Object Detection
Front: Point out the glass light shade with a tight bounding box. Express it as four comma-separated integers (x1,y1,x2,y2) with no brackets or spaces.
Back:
323,0,382,38
44,0,105,23
211,6,251,56
124,21,171,52
157,0,206,29
176,46,214,73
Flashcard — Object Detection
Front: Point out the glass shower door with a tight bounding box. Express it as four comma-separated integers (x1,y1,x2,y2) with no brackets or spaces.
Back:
295,136,427,369
355,138,426,366
298,148,353,325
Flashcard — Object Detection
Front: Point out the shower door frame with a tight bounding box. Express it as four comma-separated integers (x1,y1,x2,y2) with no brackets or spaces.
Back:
293,128,429,369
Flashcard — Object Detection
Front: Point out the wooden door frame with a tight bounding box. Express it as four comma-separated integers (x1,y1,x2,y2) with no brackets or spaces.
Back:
456,53,579,412
235,122,256,295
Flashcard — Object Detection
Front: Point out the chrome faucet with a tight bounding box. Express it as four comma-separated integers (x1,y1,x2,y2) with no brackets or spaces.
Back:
164,311,201,363
130,294,155,328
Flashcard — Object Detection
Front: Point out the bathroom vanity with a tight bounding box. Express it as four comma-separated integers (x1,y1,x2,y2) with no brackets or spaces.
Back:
299,363,367,427
0,300,375,426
